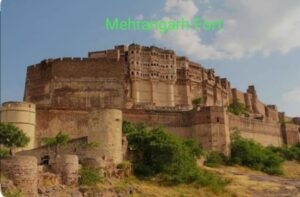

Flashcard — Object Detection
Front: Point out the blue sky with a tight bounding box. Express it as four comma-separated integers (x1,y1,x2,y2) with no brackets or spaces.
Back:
1,0,300,117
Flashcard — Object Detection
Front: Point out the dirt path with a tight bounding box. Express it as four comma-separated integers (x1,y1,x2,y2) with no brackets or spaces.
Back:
206,164,300,197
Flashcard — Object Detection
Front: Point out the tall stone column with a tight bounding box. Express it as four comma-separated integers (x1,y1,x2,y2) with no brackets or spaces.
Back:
151,80,158,105
0,156,38,197
167,81,175,107
131,80,140,103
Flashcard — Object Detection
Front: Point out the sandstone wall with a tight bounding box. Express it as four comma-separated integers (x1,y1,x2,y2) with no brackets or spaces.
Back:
232,88,246,105
35,106,88,146
189,107,231,155
123,107,231,155
17,137,88,163
0,156,38,197
228,114,283,146
51,155,79,186
87,109,123,164
24,58,126,109
282,124,300,145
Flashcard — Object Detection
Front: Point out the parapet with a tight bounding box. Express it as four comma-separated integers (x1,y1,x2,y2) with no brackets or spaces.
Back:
293,117,300,125
247,85,257,96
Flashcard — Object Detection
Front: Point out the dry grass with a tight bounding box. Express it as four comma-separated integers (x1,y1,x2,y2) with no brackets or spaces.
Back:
282,161,300,180
202,162,300,197
80,176,232,197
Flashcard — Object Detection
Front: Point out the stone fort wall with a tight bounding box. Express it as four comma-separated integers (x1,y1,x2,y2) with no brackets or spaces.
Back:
24,58,127,109
1,43,299,156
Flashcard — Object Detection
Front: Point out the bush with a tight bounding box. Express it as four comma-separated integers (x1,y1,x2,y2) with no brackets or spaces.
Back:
204,151,227,167
196,170,231,193
124,122,228,192
127,126,201,183
79,166,103,186
3,188,22,197
192,97,203,107
227,98,249,116
0,147,9,158
230,133,284,175
268,143,300,161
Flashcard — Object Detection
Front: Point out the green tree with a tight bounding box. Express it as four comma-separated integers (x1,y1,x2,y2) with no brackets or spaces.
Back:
227,98,249,116
127,125,203,183
123,121,229,192
230,132,283,175
0,122,30,155
42,131,70,156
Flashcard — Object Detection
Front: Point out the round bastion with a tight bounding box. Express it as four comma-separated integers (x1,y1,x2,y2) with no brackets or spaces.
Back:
51,155,79,186
0,101,36,150
87,109,123,165
0,156,38,197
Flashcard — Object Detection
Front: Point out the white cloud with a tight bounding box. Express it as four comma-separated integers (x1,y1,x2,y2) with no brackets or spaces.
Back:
283,88,300,103
153,0,225,59
164,0,198,20
153,0,300,60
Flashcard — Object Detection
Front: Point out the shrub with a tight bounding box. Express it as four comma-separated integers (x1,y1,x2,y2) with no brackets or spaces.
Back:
192,97,203,107
127,126,203,182
196,170,231,193
230,133,284,175
124,122,228,192
79,166,103,186
204,151,227,167
41,131,70,156
227,98,249,116
117,160,132,170
268,144,300,161
3,188,22,197
0,147,9,158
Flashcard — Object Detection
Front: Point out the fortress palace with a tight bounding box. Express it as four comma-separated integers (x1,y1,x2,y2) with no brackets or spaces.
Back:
1,43,300,161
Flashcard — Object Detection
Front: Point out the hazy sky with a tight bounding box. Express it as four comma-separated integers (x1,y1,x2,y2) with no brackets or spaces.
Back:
1,0,300,116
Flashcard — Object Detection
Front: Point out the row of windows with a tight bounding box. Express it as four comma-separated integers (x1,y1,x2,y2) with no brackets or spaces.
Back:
131,71,175,79
130,61,174,69
130,50,174,58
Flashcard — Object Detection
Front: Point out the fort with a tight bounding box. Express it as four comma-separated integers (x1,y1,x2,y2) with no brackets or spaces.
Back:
0,42,300,162
1,43,300,196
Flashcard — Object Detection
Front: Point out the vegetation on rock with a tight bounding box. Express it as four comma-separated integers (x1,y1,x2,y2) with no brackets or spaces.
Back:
227,98,249,116
79,166,103,186
192,97,204,107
